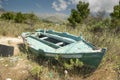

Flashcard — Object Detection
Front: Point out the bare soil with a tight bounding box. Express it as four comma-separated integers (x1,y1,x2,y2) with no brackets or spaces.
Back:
0,36,31,80
0,36,23,55
0,36,118,80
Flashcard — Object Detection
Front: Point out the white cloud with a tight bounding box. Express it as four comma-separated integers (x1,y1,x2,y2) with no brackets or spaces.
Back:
88,0,119,12
65,0,88,5
69,0,119,12
52,0,119,13
70,0,80,4
52,0,68,11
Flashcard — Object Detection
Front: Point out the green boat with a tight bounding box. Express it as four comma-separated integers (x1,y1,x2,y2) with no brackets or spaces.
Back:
21,29,106,67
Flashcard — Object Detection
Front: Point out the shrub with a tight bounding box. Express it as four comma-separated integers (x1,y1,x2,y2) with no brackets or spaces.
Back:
30,65,43,79
63,59,84,70
1,12,15,20
89,20,109,33
0,12,39,24
110,2,120,33
15,12,26,23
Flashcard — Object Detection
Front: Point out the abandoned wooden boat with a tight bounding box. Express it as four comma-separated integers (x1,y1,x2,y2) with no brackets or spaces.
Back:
21,29,106,67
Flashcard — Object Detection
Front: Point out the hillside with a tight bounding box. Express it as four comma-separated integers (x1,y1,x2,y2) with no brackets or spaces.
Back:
36,13,68,24
0,19,119,80
0,8,5,15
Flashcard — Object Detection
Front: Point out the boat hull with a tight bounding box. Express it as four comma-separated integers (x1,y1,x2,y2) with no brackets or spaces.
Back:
28,46,106,68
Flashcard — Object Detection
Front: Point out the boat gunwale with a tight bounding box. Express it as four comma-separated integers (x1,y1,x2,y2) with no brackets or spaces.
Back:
22,29,107,54
36,29,98,50
28,44,106,54
36,29,82,41
28,34,94,52
29,32,99,51
45,48,106,54
38,32,76,43
28,46,106,60
45,50,105,55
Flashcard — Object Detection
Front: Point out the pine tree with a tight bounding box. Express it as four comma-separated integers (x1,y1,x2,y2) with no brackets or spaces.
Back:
68,1,90,28
110,1,120,19
110,1,120,31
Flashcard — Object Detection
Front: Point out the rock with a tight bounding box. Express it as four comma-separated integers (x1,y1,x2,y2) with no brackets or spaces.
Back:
18,36,21,39
0,58,4,61
64,70,68,74
10,57,19,63
5,64,8,67
6,78,12,80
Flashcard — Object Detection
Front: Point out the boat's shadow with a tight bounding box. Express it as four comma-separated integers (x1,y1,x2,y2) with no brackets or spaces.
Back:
18,43,98,78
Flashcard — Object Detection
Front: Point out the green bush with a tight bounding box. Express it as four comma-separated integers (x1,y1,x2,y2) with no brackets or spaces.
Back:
110,2,120,33
110,19,120,32
89,19,110,33
0,12,39,24
24,13,39,27
63,59,84,70
1,12,15,20
15,12,26,23
30,65,43,79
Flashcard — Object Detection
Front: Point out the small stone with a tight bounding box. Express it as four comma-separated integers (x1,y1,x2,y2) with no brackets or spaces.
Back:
22,71,26,73
5,64,8,67
18,36,21,39
17,63,20,66
0,58,4,61
6,78,12,80
64,70,68,74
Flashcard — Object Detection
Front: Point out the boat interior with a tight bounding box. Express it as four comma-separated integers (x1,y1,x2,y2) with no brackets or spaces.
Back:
38,34,70,47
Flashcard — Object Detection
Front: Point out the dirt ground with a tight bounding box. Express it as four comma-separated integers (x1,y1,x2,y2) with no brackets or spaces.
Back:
0,36,32,80
0,36,118,80
0,36,23,55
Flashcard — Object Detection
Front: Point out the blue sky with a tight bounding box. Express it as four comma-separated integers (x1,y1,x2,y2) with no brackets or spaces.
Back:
0,0,119,15
1,0,58,13
1,0,73,14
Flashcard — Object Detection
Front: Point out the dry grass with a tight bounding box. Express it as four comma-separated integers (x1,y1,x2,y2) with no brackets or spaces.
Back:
0,20,120,80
